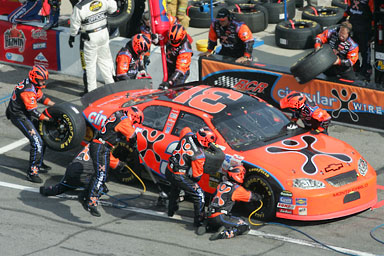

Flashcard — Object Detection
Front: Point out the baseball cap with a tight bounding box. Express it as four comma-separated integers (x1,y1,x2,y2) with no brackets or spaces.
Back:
216,8,230,20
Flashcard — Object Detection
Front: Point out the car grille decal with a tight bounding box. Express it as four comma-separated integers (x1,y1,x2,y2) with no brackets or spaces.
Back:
325,170,358,187
140,130,164,162
266,135,352,175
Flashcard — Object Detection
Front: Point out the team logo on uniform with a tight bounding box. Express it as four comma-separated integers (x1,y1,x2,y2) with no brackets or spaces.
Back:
90,1,102,11
4,25,26,53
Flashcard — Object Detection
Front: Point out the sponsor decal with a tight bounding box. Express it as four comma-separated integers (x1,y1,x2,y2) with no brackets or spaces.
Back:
90,1,102,11
295,198,307,206
298,207,307,216
324,163,343,172
279,196,292,204
280,190,293,197
4,25,25,53
278,208,293,214
277,202,295,210
333,183,368,197
31,28,47,40
5,52,24,62
266,135,352,175
32,42,47,50
88,110,108,127
34,52,48,62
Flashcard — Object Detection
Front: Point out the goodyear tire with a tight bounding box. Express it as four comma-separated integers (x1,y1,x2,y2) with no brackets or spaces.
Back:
261,0,295,24
331,0,348,10
38,102,86,152
290,44,337,84
301,6,344,29
275,19,321,49
110,143,141,184
243,174,276,221
108,0,135,27
188,0,228,28
229,3,268,32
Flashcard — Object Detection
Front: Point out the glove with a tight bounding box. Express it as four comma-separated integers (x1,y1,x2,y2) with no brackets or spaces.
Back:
159,81,170,90
68,36,75,48
137,70,148,78
251,192,262,202
128,133,137,148
286,122,298,130
151,33,159,45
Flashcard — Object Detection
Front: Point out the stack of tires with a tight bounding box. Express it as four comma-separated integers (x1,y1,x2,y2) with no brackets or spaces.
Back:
228,3,269,32
260,0,296,24
301,5,344,29
188,0,228,28
275,19,321,49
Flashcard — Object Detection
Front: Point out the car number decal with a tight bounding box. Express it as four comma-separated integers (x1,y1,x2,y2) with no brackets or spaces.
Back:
173,87,243,114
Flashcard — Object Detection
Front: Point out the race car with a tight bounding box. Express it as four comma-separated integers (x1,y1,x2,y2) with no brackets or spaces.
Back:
39,80,377,221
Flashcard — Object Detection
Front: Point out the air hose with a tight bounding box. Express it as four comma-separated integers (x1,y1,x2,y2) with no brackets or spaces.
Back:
370,223,384,245
248,201,362,256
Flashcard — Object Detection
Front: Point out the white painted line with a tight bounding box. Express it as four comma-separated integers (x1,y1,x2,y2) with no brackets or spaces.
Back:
0,138,29,154
0,180,379,256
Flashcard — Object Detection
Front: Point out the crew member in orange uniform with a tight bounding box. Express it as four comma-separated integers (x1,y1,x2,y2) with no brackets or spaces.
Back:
314,21,359,80
280,91,331,134
199,8,254,64
6,65,55,183
205,165,262,240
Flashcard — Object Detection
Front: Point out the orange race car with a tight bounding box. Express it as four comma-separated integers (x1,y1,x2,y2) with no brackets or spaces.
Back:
40,81,377,221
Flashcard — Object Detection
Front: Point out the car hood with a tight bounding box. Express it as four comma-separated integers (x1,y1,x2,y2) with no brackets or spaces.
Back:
241,132,366,181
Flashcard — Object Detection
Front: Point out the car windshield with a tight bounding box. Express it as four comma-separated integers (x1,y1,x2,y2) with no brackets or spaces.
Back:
212,97,290,151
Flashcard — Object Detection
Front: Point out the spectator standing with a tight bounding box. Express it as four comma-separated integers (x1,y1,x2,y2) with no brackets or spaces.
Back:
344,0,374,81
167,0,190,28
314,21,359,80
8,0,44,24
69,0,117,94
199,8,255,64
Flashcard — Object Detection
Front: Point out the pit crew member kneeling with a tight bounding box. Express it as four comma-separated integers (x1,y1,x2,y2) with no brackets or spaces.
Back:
203,165,262,241
280,91,331,134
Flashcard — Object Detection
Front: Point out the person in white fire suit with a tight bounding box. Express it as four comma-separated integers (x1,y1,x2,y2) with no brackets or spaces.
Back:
69,0,117,94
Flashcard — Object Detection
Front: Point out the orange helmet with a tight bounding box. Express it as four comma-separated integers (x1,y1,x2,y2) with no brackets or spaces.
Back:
196,126,216,148
227,165,246,184
132,34,151,55
29,65,49,87
168,24,186,47
127,106,144,125
280,91,306,110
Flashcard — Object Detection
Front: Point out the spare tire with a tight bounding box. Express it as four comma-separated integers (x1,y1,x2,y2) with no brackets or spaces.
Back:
38,102,86,152
261,0,295,24
290,44,337,84
331,0,348,10
188,0,228,28
108,0,135,27
301,6,344,29
229,3,268,32
275,19,321,49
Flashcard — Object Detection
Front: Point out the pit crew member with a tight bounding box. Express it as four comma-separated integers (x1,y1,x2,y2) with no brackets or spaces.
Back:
199,8,255,64
115,34,151,81
5,65,55,183
79,106,143,217
280,91,331,134
314,21,359,80
205,165,262,240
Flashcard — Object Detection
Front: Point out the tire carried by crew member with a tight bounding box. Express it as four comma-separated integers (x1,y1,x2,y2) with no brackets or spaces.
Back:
275,19,321,49
290,44,337,84
38,102,86,152
229,3,268,33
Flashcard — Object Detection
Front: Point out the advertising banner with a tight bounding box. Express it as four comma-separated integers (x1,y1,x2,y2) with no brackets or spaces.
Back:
0,20,60,70
200,56,384,131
